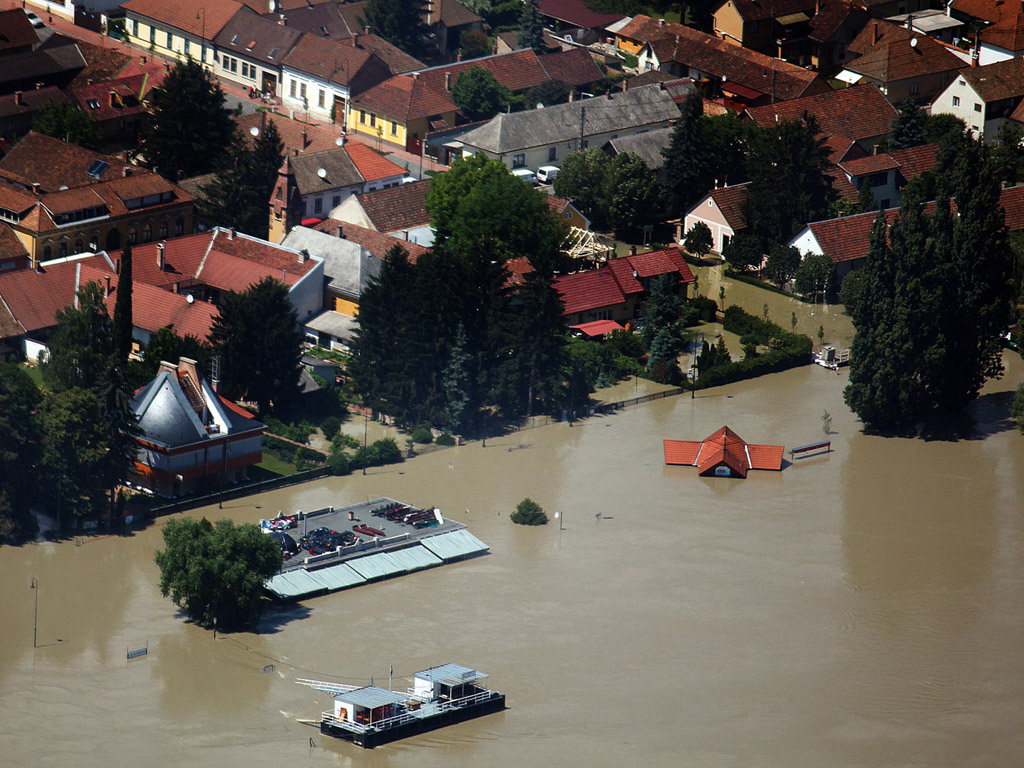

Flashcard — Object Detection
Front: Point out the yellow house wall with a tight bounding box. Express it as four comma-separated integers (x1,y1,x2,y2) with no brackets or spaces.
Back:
124,18,213,68
617,37,644,55
713,3,746,43
347,109,456,149
333,296,359,316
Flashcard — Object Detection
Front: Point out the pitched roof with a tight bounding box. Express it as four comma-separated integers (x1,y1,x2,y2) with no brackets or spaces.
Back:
0,257,82,333
643,24,825,102
746,83,896,143
553,248,693,314
121,0,251,39
0,86,67,121
808,0,867,42
352,179,432,232
845,29,964,83
536,47,604,87
716,0,816,23
72,71,165,123
958,56,1024,101
235,110,340,154
341,34,425,74
69,40,134,87
283,34,391,95
415,49,553,95
838,153,900,175
538,0,625,29
289,148,363,195
664,426,784,476
459,85,680,154
0,34,86,91
345,141,404,182
311,218,430,262
604,127,672,169
554,268,625,314
980,4,1024,51
0,8,39,51
949,0,1002,24
887,143,939,181
0,131,132,192
213,12,302,66
615,13,688,43
353,74,456,121
0,223,29,266
281,225,378,296
702,183,750,231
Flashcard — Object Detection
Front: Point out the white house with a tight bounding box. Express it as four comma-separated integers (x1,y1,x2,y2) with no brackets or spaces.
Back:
931,59,1024,141
329,180,434,247
122,0,245,70
212,12,301,97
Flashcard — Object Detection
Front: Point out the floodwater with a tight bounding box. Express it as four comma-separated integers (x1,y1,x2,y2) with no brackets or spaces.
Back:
3,356,1024,768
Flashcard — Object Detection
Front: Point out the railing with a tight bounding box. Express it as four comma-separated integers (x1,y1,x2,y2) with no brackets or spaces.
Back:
320,689,500,734
147,467,330,517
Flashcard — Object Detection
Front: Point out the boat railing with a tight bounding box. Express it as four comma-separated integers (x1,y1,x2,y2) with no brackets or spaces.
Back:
320,689,500,733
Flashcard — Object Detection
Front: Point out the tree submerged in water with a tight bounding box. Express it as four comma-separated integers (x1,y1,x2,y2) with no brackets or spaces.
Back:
511,498,548,526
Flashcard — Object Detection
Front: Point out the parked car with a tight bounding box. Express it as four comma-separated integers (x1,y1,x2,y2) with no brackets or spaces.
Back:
536,166,559,184
24,10,44,27
510,168,538,185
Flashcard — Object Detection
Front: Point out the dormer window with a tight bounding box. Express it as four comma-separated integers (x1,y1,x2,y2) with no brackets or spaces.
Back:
231,34,239,45
269,47,278,58
87,98,100,109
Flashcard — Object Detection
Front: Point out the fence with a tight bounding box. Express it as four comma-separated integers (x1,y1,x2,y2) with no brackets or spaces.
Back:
147,467,330,517
503,387,687,435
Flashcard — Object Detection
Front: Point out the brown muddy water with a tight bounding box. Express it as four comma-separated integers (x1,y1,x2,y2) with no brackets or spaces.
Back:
3,357,1024,768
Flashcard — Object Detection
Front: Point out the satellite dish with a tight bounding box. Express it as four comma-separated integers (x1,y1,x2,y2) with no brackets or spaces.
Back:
250,126,260,137
186,294,195,304
335,135,344,146
317,168,327,178
910,37,918,47
537,102,544,109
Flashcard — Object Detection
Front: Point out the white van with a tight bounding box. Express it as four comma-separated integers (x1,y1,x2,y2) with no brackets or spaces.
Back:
511,168,538,185
536,166,559,184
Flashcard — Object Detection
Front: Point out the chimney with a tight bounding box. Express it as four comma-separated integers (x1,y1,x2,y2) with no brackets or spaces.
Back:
14,91,23,106
630,245,637,256
159,360,178,375
337,226,345,238
104,274,111,297
115,257,121,275
156,241,166,270
123,166,132,177
972,40,980,66
173,281,180,293
32,181,40,195
87,78,93,85
109,91,118,108
872,143,880,155
905,13,913,30
607,90,613,99
228,227,236,240
658,18,665,25
659,81,666,90
456,52,462,62
298,248,308,264
622,79,627,92
141,55,146,65
293,147,300,156
445,72,451,91
279,13,286,25
569,90,573,102
301,129,308,148
35,82,43,90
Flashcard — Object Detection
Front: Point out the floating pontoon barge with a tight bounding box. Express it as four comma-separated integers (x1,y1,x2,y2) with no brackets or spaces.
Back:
298,664,505,748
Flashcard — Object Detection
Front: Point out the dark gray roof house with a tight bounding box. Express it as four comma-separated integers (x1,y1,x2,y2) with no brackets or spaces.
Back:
602,127,672,169
455,84,681,166
288,148,364,197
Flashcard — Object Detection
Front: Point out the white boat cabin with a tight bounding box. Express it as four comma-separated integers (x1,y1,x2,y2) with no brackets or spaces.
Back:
413,664,489,701
332,687,406,727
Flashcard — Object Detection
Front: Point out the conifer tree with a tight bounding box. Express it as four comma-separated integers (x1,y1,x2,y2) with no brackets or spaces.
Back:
112,240,133,362
855,181,877,213
889,98,927,151
661,93,711,216
518,0,545,52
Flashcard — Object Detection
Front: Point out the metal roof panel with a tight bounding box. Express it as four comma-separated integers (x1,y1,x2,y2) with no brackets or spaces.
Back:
419,529,489,560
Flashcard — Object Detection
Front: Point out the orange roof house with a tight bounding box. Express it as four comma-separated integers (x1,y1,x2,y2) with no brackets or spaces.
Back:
664,426,784,478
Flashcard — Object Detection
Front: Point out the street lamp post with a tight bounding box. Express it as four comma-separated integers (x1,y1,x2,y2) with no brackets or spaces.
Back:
362,411,368,475
30,578,38,648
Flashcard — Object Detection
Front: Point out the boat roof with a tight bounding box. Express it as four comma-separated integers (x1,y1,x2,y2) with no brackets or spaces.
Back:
334,686,407,709
414,664,488,686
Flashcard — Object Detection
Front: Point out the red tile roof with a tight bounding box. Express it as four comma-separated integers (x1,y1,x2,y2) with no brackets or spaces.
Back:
0,258,81,333
554,267,625,315
121,0,250,39
808,0,866,43
719,0,816,24
708,183,750,231
0,132,132,192
340,34,425,75
664,426,783,476
0,86,68,120
537,47,604,88
0,8,39,51
625,247,695,282
746,83,896,143
345,141,405,182
570,319,624,336
416,49,553,95
958,56,1024,101
0,183,38,215
0,223,29,270
538,0,625,29
72,71,164,123
838,153,900,175
949,0,1002,24
887,143,939,181
112,233,212,289
616,14,687,44
283,34,391,95
354,74,456,121
504,254,535,287
235,111,339,155
845,30,964,83
354,179,432,232
312,218,429,262
554,248,693,314
980,4,1024,51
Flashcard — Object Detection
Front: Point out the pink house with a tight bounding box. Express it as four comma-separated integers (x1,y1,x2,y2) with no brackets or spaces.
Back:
681,183,749,254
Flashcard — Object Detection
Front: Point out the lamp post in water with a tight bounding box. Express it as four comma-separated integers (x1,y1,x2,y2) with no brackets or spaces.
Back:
30,577,37,648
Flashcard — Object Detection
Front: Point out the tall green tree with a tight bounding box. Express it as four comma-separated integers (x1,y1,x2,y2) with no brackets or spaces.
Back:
252,120,285,200
794,252,834,300
427,153,510,244
640,274,683,348
155,517,281,630
743,116,834,247
889,97,927,151
442,322,471,430
360,0,429,57
518,0,545,52
112,240,133,362
41,282,113,392
606,152,660,232
764,243,801,288
856,181,877,213
0,364,42,539
684,220,713,257
452,67,512,124
993,120,1024,187
142,327,213,378
553,148,612,230
145,59,235,181
40,388,113,522
33,101,104,151
198,131,276,238
661,93,711,216
210,276,303,415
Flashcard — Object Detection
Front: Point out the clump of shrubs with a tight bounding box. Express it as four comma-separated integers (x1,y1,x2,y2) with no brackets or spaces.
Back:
511,498,548,526
320,415,341,442
435,433,456,446
410,426,433,444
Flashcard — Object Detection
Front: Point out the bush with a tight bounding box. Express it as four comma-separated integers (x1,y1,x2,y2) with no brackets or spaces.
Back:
435,432,456,446
511,497,548,526
320,415,341,442
332,432,360,451
371,437,402,465
264,417,315,444
351,446,375,469
688,296,719,323
327,448,350,475
410,427,434,444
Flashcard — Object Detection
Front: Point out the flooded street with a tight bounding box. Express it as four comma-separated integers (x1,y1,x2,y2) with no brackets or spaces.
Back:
3,355,1024,767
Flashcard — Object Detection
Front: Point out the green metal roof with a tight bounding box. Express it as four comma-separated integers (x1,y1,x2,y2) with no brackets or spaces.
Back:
420,529,489,560
387,544,442,572
265,569,329,599
347,550,407,580
311,563,366,590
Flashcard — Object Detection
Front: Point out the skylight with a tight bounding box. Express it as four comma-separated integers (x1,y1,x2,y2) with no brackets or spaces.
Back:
86,98,100,109
269,47,278,58
86,160,110,179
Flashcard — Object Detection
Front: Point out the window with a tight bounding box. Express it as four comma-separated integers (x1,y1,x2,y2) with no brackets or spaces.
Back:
159,222,168,239
43,245,52,260
581,139,589,149
368,113,376,128
332,195,341,207
128,227,137,245
175,217,184,236
909,82,920,96
166,31,173,49
974,102,983,112
290,79,296,98
314,197,323,214
74,239,83,253
880,199,890,208
231,33,239,45
391,120,398,136
59,242,68,258
269,47,278,59
132,19,138,36
564,212,572,220
359,110,367,124
548,146,557,162
149,26,155,44
318,89,325,108
952,95,960,107
512,153,526,168
749,20,759,32
183,39,190,56
300,83,307,100
868,171,888,188
142,225,152,243
593,309,612,321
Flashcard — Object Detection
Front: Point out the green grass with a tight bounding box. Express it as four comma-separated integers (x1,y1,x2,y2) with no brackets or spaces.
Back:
254,455,296,477
21,363,43,388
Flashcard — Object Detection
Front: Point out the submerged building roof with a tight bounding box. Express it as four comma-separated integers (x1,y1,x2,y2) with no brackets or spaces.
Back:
664,426,784,478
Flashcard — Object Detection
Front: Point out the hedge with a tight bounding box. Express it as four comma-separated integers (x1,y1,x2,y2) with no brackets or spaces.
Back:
696,305,812,389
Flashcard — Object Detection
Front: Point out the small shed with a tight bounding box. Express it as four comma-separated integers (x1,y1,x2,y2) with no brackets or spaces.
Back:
570,319,625,338
664,426,783,478
333,686,407,726
413,664,489,701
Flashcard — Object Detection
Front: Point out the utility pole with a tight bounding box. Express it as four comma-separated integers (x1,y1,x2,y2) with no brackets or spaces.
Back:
579,105,585,151
30,578,38,648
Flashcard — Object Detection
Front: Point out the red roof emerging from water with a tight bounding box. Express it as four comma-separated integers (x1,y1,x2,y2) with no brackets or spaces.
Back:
664,426,784,478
